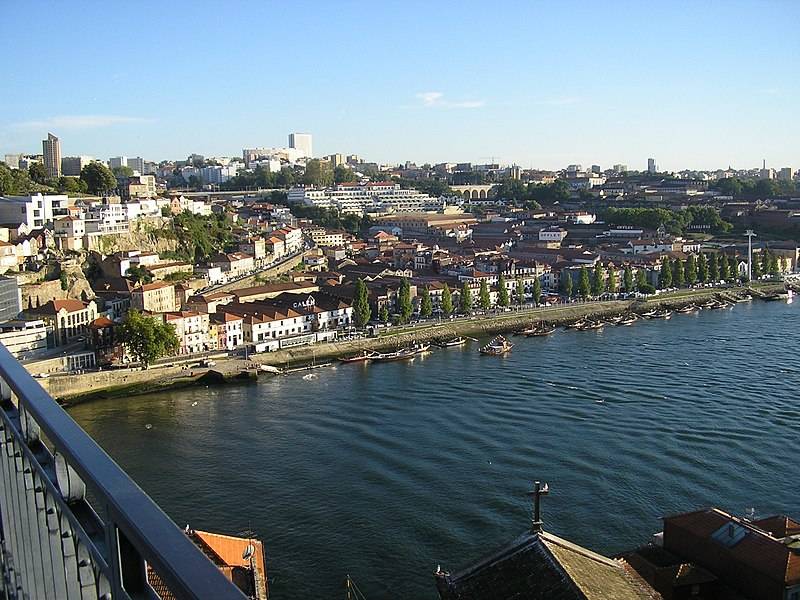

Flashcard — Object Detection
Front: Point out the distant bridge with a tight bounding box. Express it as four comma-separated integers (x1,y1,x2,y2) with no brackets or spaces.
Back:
450,184,498,200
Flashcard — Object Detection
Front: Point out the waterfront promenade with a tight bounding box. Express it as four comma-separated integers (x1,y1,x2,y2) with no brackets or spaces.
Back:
45,283,783,401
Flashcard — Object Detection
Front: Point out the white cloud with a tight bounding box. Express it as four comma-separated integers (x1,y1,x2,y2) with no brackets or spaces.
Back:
415,92,485,109
11,115,153,130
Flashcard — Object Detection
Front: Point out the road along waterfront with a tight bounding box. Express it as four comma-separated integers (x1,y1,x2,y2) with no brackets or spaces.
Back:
68,296,800,599
48,284,782,402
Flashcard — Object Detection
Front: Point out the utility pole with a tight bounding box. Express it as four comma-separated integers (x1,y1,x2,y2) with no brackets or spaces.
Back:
746,230,757,281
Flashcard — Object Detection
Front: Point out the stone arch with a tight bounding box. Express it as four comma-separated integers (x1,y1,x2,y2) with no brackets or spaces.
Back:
479,189,487,199
463,191,471,200
471,190,479,199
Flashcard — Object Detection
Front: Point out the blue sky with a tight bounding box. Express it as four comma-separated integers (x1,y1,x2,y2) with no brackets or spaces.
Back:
1,0,798,171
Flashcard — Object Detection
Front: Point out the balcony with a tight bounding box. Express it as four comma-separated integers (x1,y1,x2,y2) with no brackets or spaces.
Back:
0,343,245,599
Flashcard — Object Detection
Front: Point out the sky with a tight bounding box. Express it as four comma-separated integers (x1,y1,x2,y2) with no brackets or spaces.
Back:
1,0,798,171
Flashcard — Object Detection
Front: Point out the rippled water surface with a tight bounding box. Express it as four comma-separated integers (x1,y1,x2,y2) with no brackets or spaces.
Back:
70,300,800,599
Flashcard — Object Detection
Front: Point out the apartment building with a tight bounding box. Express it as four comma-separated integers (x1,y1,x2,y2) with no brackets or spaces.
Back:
131,281,178,313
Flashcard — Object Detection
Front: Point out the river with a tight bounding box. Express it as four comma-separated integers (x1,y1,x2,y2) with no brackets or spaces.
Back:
69,299,800,599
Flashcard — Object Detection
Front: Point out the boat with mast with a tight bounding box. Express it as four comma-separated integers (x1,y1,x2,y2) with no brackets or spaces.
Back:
479,335,513,355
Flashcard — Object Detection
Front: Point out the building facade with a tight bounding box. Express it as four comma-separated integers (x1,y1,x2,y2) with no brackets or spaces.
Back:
42,133,61,178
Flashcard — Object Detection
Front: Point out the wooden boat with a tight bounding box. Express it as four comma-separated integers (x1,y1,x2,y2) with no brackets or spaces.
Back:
701,300,717,309
479,335,513,355
373,349,417,362
651,309,673,319
339,350,380,363
676,305,697,314
565,319,587,330
640,309,658,318
578,320,604,331
618,315,638,326
526,325,556,337
437,336,467,347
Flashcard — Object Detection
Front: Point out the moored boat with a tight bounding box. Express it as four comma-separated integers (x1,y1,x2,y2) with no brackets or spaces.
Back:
618,315,638,325
437,337,467,347
651,309,673,319
339,350,380,363
479,335,513,355
526,325,556,337
565,319,587,330
640,309,658,318
676,305,697,314
577,320,604,331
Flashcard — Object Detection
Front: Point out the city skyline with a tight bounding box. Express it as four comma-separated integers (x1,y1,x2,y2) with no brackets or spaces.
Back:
1,1,798,170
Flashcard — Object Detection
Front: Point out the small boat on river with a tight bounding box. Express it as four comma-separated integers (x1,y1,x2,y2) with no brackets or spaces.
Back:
676,305,697,314
651,309,673,319
526,325,556,337
577,320,604,331
618,315,638,325
479,335,513,355
565,319,588,330
437,336,467,347
339,350,380,363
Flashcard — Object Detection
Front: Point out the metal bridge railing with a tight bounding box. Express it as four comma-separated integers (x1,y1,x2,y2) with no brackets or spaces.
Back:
0,342,245,600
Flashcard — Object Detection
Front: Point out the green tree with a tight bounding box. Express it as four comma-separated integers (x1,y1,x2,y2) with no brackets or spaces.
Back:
28,162,48,184
516,278,525,305
497,275,509,307
420,286,433,318
441,283,453,317
769,252,779,275
117,310,179,368
459,281,473,314
353,278,372,327
672,259,685,287
379,304,389,323
607,266,618,294
333,165,356,184
532,277,542,305
591,262,605,296
685,255,697,285
80,162,117,195
57,176,87,194
659,257,673,289
59,271,68,291
397,278,413,323
578,266,591,299
728,256,739,282
479,279,491,310
112,165,134,178
127,265,152,284
560,270,573,297
302,159,334,187
719,253,729,281
708,253,719,282
635,267,648,291
751,254,762,279
760,249,770,276
697,253,708,283
623,265,634,293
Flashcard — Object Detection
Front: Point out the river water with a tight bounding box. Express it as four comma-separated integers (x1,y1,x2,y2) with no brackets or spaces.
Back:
70,299,800,599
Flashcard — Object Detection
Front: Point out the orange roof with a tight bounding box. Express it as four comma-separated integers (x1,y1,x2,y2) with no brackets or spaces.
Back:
136,281,173,292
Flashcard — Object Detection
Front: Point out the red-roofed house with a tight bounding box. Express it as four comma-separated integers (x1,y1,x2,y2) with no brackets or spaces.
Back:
163,311,210,354
26,299,98,345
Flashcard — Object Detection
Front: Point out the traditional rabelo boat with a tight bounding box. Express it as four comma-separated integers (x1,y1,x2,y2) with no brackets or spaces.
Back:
479,335,513,355
525,325,556,337
437,336,468,347
339,350,381,363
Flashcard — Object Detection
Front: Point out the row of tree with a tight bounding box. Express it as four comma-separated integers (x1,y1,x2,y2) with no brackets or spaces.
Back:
351,275,546,327
712,177,797,199
602,206,732,235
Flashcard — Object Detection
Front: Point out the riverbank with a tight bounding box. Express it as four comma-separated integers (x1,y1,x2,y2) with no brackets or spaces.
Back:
55,283,783,403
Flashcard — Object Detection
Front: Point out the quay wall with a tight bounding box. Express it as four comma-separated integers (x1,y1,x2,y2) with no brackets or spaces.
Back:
55,284,782,403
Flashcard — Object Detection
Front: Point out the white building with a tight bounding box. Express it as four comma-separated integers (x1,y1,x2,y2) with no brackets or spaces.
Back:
539,227,568,243
288,133,313,158
0,319,49,360
287,183,445,216
200,165,239,184
54,216,86,251
85,201,130,235
164,311,210,355
0,194,71,229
